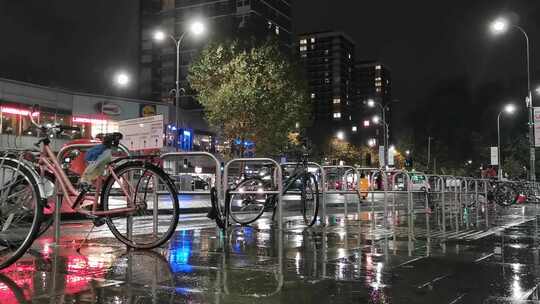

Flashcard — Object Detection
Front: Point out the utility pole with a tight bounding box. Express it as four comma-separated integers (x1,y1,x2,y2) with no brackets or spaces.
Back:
427,136,433,172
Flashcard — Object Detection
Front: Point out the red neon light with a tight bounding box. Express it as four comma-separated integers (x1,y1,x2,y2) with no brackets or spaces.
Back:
0,107,39,116
72,117,108,124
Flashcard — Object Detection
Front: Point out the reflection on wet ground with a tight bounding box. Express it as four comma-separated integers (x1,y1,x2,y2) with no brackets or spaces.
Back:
2,204,540,303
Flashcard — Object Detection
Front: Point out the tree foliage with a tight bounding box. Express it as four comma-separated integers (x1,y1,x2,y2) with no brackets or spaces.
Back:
188,40,310,156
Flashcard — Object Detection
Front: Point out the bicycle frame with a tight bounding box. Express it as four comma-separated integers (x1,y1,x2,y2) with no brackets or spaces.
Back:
38,142,136,217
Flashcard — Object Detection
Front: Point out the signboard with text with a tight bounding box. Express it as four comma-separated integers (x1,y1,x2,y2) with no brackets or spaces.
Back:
534,107,540,147
119,115,163,151
379,146,385,167
388,148,395,166
490,146,498,166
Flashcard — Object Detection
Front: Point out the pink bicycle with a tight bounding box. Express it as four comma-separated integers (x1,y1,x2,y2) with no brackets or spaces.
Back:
0,111,179,269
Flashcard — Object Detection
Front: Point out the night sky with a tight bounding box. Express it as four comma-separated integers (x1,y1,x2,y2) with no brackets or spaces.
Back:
0,1,539,146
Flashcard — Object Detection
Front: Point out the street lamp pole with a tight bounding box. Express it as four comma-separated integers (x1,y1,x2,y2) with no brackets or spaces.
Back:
367,99,388,167
497,111,503,179
497,104,516,179
173,34,186,136
154,21,205,151
491,19,535,180
513,25,536,181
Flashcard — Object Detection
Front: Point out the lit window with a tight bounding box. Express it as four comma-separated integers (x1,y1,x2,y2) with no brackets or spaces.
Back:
349,115,352,121
299,46,307,51
301,53,307,58
375,77,382,81
300,39,307,44
310,37,316,43
363,120,370,127
375,81,382,87
333,112,341,119
348,53,351,59
267,21,272,29
352,126,357,132
325,78,330,84
376,88,381,92
311,93,316,99
375,65,381,70
333,98,341,104
275,26,280,35
324,49,329,55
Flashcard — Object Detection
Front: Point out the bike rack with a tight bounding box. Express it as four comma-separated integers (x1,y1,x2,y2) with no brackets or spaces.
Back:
426,175,444,235
161,152,222,200
280,162,326,226
223,158,283,230
322,165,360,226
52,143,130,246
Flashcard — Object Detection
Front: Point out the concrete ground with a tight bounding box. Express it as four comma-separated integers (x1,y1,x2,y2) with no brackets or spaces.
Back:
1,201,539,303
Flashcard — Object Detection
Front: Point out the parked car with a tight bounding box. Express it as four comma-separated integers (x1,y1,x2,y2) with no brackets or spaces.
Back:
192,176,209,191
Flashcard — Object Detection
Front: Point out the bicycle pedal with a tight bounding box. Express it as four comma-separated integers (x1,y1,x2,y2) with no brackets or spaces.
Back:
92,218,107,227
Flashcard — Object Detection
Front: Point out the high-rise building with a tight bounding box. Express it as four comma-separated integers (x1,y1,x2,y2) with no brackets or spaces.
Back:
297,31,358,151
354,61,392,152
139,0,292,109
355,60,392,105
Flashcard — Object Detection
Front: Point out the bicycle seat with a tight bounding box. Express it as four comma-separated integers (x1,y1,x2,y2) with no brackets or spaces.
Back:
97,132,123,148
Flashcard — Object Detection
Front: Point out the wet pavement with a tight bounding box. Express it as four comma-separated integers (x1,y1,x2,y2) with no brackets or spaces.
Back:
2,203,540,303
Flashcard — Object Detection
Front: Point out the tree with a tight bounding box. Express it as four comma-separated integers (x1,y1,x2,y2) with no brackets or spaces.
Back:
188,40,310,156
328,139,362,165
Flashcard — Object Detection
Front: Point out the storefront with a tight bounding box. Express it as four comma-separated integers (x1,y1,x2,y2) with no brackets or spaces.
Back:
0,78,169,148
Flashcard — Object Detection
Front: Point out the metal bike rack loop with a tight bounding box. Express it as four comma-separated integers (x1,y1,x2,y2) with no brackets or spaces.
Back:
322,165,360,225
161,152,222,200
223,158,283,230
52,143,130,246
281,162,326,226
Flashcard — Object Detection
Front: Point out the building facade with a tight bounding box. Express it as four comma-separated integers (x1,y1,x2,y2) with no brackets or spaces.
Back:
355,61,392,105
139,0,292,108
0,77,171,151
354,61,392,151
297,31,362,151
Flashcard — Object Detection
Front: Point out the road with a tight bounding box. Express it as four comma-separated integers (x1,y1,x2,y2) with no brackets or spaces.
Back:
2,193,535,303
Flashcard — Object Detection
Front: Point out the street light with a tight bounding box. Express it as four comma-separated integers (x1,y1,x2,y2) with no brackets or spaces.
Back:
490,18,509,34
336,131,345,141
489,16,535,180
372,115,380,124
497,103,517,179
154,19,206,150
365,98,388,167
113,72,130,88
405,150,410,156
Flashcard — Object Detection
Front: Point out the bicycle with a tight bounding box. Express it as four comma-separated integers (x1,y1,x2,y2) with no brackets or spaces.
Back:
0,111,180,269
210,154,320,228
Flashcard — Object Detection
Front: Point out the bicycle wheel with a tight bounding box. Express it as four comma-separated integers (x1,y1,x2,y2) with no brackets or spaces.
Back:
229,177,267,225
208,187,226,229
494,182,517,206
35,172,56,238
0,159,42,270
101,161,179,249
301,173,319,226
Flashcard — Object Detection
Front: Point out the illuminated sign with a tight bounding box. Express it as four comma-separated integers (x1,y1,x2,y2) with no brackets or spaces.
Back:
72,117,108,124
0,106,39,116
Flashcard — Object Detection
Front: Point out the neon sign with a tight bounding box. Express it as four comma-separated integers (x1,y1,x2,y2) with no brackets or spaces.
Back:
0,106,39,116
72,117,108,124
